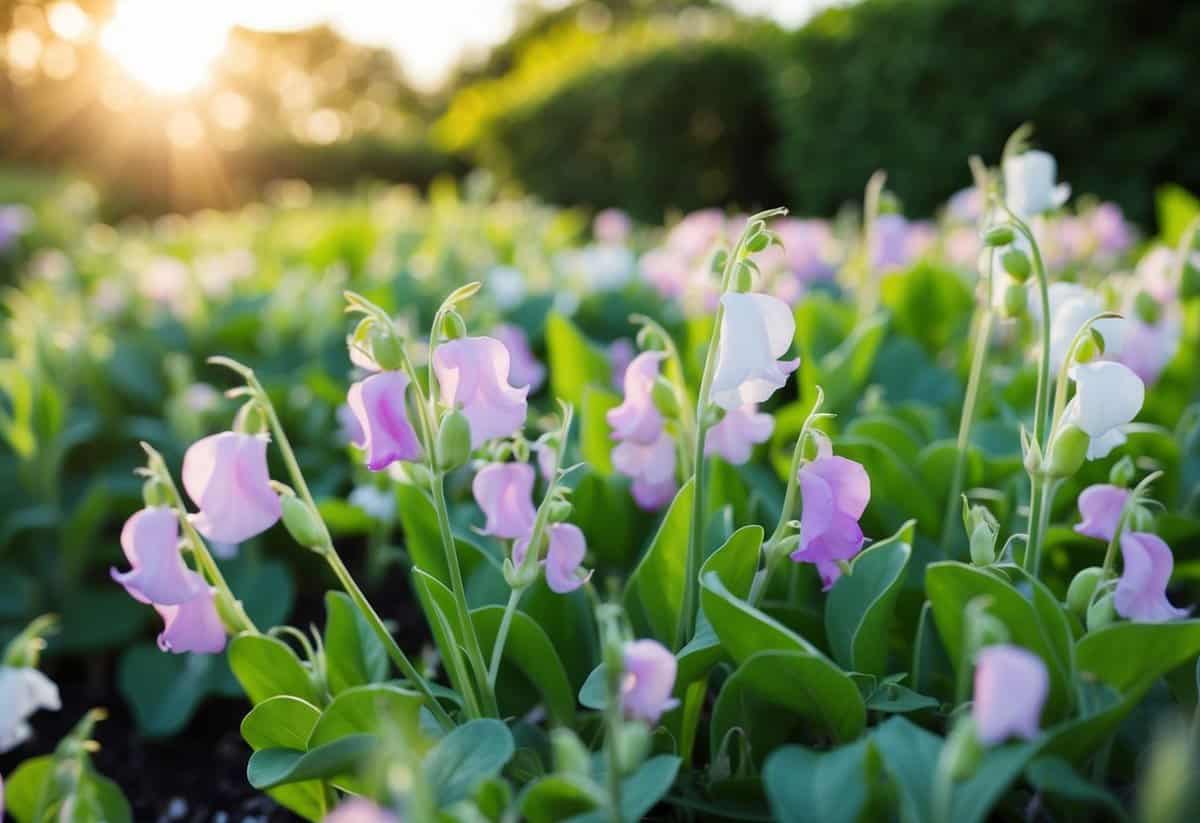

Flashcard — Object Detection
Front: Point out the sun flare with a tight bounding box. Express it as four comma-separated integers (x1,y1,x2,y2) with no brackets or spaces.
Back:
100,0,230,94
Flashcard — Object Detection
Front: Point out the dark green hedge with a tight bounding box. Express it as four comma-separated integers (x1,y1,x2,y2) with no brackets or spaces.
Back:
773,0,1200,223
484,41,785,222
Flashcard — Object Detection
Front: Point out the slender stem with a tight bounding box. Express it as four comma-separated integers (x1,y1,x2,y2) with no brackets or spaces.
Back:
603,641,625,823
1024,478,1057,577
488,587,523,689
1009,214,1053,449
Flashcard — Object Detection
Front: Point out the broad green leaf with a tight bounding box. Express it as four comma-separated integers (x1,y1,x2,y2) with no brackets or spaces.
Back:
323,591,388,695
845,415,923,467
764,739,887,823
580,386,620,475
880,262,974,355
412,566,476,700
240,696,326,821
578,664,606,710
519,580,597,690
1075,620,1200,697
572,471,639,571
700,570,824,662
228,633,320,706
825,520,913,676
473,604,576,725
519,775,603,822
835,437,938,533
624,479,694,645
545,312,611,407
307,683,426,751
573,756,682,823
1025,756,1130,821
117,643,240,737
247,734,378,790
711,650,866,757
425,719,515,808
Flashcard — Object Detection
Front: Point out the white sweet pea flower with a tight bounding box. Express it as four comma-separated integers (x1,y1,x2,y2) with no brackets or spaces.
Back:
1004,150,1070,217
1030,282,1124,371
0,666,61,752
709,292,799,411
1064,360,1144,459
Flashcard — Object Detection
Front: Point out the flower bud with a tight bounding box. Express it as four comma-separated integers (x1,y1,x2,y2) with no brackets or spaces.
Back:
651,376,680,418
983,225,1014,247
1066,567,1104,617
502,555,540,590
942,717,983,780
281,495,325,552
370,328,406,372
635,325,666,352
970,522,998,566
734,261,755,292
442,310,468,341
547,499,574,523
1022,431,1042,476
1087,591,1117,631
615,722,652,775
1073,332,1101,364
1001,248,1031,282
746,230,771,253
710,249,728,275
1109,456,1136,488
550,728,592,778
436,410,472,472
213,588,250,635
1002,282,1027,318
1134,290,1160,325
1045,425,1089,479
142,479,169,508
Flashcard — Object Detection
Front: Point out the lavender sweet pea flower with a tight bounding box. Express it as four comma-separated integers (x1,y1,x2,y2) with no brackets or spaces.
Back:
947,187,983,223
347,371,423,471
595,208,632,245
493,324,546,393
324,798,401,823
155,579,227,654
620,639,680,724
790,447,871,590
434,336,529,448
1063,361,1144,460
513,523,593,594
1090,203,1132,257
709,292,798,411
1074,484,1129,542
1115,532,1188,623
773,218,837,286
612,430,678,511
972,645,1048,745
704,405,773,465
183,432,282,544
1118,313,1180,386
608,338,636,391
0,666,61,753
111,507,202,606
871,214,912,271
607,351,666,443
473,462,537,540
1004,150,1070,217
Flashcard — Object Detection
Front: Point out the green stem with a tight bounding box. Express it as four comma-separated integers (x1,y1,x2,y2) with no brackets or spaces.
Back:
1009,214,1053,449
488,587,524,688
604,645,625,823
1024,477,1057,578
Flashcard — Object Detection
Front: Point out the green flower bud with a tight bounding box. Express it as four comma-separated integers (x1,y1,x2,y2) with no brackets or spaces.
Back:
371,328,406,371
436,410,472,472
1001,248,1031,282
502,555,540,590
746,230,771,253
1066,567,1105,618
734,261,755,292
1022,433,1042,476
1045,425,1089,479
1087,592,1117,632
442,310,468,341
547,499,574,523
651,376,680,418
281,495,325,551
550,729,592,778
213,588,250,635
1002,282,1027,318
710,249,728,275
2,615,57,668
970,522,998,566
615,723,651,775
984,225,1014,247
1134,290,1161,325
142,479,169,508
635,326,666,352
1073,333,1101,364
1109,456,1136,488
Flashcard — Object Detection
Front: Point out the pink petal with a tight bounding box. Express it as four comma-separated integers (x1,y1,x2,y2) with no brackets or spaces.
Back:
155,580,227,655
183,432,282,544
472,462,537,540
347,370,422,471
111,507,201,606
1074,484,1129,542
972,645,1048,745
1115,532,1188,623
621,639,680,724
434,337,529,447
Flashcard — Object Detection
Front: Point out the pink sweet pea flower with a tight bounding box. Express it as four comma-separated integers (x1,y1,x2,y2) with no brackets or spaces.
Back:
705,405,773,465
620,639,680,725
972,644,1048,745
595,208,632,245
183,432,282,544
790,445,871,590
325,798,401,823
709,292,798,411
347,371,423,471
472,462,537,540
1074,484,1129,542
493,324,546,393
607,351,666,443
608,338,636,391
434,336,529,448
336,403,365,446
612,430,677,511
1114,532,1188,623
513,523,593,594
111,508,202,606
155,578,227,654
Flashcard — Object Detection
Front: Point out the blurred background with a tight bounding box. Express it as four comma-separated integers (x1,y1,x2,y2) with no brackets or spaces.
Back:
1,0,1197,226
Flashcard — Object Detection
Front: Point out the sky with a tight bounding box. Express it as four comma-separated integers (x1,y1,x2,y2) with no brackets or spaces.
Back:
215,1,830,90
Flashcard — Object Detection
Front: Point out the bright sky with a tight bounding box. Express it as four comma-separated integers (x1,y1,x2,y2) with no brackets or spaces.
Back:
189,0,829,90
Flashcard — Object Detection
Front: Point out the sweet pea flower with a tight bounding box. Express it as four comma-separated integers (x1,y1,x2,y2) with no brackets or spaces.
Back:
336,403,365,446
1115,532,1188,623
347,371,422,471
608,338,636,391
613,430,678,510
0,666,61,752
183,432,282,544
709,292,798,411
111,507,202,605
324,798,401,822
790,442,871,590
595,208,632,245
155,580,227,654
871,214,913,271
1031,282,1124,372
972,645,1048,745
1118,311,1180,386
620,639,680,724
607,351,666,443
473,462,537,540
1074,484,1129,541
1063,361,1144,460
1004,150,1070,217
1089,203,1133,258
946,187,983,223
434,336,529,448
493,324,546,393
705,405,773,465
513,523,593,594
773,218,838,286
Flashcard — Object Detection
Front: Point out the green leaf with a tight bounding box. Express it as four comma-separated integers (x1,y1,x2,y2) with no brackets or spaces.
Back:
578,664,606,710
711,650,867,757
700,570,824,662
307,683,426,750
825,520,913,676
624,479,694,645
323,591,388,695
572,756,682,823
834,437,938,534
1025,756,1130,821
247,734,379,790
580,386,620,475
412,567,476,699
572,471,639,571
117,643,239,737
240,696,326,821
880,262,974,355
473,604,576,725
545,312,611,407
519,775,603,822
764,739,887,823
425,719,515,808
228,633,320,706
1156,183,1200,246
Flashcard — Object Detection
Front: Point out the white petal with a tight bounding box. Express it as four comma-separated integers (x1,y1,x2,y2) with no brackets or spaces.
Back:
1071,361,1144,437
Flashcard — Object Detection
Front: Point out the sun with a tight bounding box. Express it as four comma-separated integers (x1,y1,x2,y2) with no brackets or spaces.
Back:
100,0,230,95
